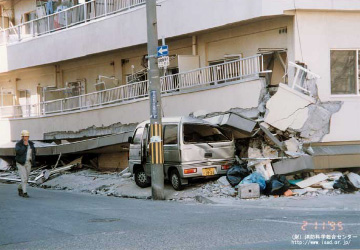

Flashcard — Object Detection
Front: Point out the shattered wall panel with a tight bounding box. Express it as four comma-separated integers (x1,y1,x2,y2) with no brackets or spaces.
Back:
265,83,315,131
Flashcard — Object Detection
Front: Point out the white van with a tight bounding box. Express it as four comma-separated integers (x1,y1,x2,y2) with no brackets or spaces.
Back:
128,116,235,190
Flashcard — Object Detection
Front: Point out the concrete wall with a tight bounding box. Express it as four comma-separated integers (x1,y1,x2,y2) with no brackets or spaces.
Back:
14,0,36,25
2,0,360,73
0,79,263,141
290,11,360,142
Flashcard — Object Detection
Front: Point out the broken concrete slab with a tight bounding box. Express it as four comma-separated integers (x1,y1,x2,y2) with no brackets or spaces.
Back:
297,102,342,142
204,112,257,139
259,124,286,151
272,155,314,175
296,173,328,189
265,83,315,131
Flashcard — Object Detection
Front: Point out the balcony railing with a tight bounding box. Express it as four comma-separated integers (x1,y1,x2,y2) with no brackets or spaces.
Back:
0,0,146,45
0,55,265,119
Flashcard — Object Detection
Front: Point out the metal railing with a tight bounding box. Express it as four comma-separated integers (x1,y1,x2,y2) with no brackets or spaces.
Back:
0,0,146,45
161,54,263,92
288,62,320,96
0,55,265,119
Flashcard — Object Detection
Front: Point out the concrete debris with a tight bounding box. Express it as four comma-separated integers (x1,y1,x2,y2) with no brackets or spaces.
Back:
262,145,279,158
44,122,137,140
265,83,315,131
320,181,335,190
272,155,314,175
296,173,328,189
238,183,260,199
284,137,300,152
217,176,230,186
121,173,132,178
296,102,342,142
326,171,343,181
347,172,360,188
204,112,257,139
0,158,11,171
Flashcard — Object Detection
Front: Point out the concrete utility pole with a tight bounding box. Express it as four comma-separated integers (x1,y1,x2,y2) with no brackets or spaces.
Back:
146,0,165,200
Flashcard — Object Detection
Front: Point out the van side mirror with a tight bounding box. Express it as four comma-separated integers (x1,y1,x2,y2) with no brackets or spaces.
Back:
128,136,133,143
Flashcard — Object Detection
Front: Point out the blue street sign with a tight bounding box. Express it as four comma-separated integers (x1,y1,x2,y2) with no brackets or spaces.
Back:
157,45,169,57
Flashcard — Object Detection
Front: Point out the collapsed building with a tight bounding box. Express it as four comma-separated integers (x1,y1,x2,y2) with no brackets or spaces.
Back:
0,0,360,194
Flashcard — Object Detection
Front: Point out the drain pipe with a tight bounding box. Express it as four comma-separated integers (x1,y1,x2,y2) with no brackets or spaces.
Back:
192,35,197,56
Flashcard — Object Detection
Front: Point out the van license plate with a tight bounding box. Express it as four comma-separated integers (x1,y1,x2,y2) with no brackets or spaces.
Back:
202,168,215,176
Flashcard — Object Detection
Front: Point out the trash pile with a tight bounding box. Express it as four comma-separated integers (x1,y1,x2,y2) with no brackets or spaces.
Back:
194,158,360,200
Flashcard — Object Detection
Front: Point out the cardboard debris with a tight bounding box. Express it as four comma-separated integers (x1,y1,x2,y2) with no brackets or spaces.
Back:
296,173,328,189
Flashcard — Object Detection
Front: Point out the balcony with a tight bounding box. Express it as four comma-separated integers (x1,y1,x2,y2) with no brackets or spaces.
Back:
0,54,265,119
0,0,146,46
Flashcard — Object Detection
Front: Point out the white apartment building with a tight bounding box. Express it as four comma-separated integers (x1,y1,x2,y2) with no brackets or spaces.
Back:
1,0,360,170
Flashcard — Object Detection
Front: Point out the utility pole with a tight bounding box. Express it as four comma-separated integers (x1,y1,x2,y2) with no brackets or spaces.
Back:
146,0,165,200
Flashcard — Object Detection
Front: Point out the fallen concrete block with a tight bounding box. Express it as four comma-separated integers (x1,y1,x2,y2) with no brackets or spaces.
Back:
272,155,314,175
204,112,257,139
265,83,315,131
296,173,328,189
347,172,360,188
284,137,300,152
238,183,260,199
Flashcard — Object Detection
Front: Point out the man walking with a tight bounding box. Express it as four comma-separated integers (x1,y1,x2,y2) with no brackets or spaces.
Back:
15,130,36,198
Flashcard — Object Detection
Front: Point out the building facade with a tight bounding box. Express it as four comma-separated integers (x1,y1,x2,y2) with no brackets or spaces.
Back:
1,0,360,169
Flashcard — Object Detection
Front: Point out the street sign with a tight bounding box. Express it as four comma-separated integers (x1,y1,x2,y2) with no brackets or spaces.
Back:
158,56,169,68
157,45,169,57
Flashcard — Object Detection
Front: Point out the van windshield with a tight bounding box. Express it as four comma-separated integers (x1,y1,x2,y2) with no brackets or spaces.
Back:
183,124,231,143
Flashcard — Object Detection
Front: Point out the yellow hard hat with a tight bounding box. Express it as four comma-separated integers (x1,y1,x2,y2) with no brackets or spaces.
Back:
21,130,30,137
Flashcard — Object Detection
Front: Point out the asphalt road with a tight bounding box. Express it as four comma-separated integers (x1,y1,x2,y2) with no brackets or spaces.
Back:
1,183,360,250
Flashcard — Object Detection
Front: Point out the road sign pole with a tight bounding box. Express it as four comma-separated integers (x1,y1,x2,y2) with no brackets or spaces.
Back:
146,0,165,200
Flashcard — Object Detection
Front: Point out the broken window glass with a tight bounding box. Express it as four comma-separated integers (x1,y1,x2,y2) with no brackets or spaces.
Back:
183,124,231,144
163,125,178,145
331,50,357,95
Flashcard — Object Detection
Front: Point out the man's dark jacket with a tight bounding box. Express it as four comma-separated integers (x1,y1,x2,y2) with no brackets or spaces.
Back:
15,140,36,167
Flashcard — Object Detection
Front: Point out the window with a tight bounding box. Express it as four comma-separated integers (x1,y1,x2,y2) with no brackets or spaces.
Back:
133,127,144,144
183,124,231,144
331,50,360,95
163,125,178,145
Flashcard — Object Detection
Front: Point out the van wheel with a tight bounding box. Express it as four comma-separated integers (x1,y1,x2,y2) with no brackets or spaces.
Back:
170,169,184,191
134,168,150,188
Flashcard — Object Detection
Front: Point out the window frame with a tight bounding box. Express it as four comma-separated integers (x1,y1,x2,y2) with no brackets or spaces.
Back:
163,124,179,146
330,49,360,97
